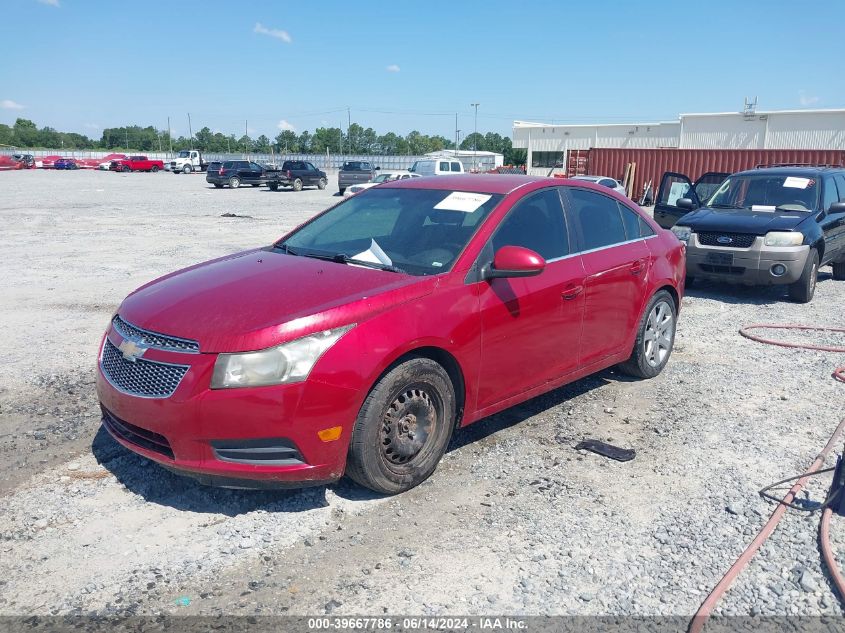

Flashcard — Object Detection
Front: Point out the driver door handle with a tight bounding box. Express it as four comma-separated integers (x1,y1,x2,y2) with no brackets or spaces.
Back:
562,284,583,300
630,258,647,275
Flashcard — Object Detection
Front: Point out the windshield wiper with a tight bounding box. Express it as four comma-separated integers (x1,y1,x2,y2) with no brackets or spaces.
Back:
709,203,745,209
279,247,405,273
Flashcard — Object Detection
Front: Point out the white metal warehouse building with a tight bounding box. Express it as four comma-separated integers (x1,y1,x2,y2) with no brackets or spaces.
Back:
513,108,845,175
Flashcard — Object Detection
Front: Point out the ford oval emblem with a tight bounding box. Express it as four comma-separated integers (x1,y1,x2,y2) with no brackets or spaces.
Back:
717,236,733,244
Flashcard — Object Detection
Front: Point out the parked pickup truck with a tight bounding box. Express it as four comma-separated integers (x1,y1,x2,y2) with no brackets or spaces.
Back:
110,156,165,173
168,150,209,174
338,160,378,195
265,160,328,192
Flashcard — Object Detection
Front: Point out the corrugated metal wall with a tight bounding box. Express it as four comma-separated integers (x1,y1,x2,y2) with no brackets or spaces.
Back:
588,148,845,202
679,111,845,150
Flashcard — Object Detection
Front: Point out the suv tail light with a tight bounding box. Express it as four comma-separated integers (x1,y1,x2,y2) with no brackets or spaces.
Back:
218,166,224,175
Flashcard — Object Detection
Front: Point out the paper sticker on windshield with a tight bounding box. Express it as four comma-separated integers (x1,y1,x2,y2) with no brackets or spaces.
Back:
434,192,492,213
783,177,811,189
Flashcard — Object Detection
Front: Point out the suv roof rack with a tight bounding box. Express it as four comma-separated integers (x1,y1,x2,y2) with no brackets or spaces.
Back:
755,162,843,169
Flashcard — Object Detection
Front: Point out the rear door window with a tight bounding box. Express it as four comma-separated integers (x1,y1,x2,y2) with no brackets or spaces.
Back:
439,162,450,172
451,162,462,172
618,202,644,241
567,188,627,251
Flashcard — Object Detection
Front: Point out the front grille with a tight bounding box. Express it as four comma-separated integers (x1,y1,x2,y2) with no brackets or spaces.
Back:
699,264,746,275
112,315,200,353
101,406,174,459
697,232,756,248
101,339,188,398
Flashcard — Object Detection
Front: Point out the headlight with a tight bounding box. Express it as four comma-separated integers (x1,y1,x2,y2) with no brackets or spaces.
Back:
211,324,355,389
671,225,691,243
764,232,803,247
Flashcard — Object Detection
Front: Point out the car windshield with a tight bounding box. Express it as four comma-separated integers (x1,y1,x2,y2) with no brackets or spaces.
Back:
707,174,819,212
276,188,503,276
177,151,190,158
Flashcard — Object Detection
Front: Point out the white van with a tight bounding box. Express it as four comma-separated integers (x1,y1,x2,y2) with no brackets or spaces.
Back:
409,158,464,176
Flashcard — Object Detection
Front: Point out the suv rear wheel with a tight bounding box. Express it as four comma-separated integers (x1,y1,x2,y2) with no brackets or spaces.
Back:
788,249,818,303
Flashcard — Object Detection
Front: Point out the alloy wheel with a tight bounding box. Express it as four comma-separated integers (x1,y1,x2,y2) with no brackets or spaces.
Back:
643,300,674,368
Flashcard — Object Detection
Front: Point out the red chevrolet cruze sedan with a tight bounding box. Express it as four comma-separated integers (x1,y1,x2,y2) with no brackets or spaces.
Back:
97,175,685,494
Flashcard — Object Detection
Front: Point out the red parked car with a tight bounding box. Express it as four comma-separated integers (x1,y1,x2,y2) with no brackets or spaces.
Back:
97,175,685,494
109,155,164,173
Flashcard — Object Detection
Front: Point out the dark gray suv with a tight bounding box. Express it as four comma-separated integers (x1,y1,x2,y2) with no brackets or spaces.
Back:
205,160,266,189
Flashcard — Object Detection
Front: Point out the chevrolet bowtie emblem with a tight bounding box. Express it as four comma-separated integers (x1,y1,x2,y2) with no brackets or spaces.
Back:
118,338,147,362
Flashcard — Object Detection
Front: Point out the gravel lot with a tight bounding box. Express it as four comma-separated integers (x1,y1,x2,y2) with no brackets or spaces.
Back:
1,169,845,620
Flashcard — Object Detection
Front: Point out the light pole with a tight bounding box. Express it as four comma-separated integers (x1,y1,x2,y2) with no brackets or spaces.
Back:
470,103,479,171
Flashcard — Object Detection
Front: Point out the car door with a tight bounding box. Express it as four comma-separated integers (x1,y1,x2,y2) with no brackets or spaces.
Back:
245,162,264,184
305,162,320,185
819,175,845,265
563,187,652,368
654,171,729,228
475,187,586,410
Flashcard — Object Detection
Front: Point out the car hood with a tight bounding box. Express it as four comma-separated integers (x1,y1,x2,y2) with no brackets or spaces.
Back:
679,207,810,235
118,249,435,353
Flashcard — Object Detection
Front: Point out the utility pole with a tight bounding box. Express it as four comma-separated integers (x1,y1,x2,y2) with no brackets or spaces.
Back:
347,107,352,154
471,103,479,171
124,128,128,151
245,119,249,157
187,113,193,148
167,116,172,155
455,113,458,153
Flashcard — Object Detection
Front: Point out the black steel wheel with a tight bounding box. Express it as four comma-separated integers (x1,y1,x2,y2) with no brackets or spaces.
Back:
347,358,455,494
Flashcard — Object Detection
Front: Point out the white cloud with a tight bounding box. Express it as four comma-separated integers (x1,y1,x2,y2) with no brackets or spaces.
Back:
36,0,60,6
386,64,400,73
254,22,291,43
277,119,296,132
1,99,25,110
799,90,819,107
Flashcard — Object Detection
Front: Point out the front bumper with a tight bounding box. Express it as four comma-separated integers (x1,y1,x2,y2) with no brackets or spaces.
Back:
96,326,362,488
686,233,809,285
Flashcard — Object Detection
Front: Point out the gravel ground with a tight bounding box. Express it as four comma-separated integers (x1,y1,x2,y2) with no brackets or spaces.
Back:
1,169,845,620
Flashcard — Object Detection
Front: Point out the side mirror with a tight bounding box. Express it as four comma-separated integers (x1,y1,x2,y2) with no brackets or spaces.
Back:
676,197,695,210
374,166,381,170
485,246,545,279
829,202,845,214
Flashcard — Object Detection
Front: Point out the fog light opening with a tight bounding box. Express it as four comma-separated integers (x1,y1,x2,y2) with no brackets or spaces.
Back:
317,426,343,442
770,264,788,277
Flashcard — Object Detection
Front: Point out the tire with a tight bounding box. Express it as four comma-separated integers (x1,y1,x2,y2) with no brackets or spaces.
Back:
269,182,279,191
339,187,346,195
151,165,159,173
832,260,845,281
183,164,192,174
346,358,456,495
317,177,328,190
788,249,818,303
228,176,240,189
292,178,303,192
213,183,223,189
251,183,260,187
618,290,677,379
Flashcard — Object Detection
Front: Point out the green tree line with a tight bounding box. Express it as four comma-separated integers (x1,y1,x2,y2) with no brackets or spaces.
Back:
0,118,526,164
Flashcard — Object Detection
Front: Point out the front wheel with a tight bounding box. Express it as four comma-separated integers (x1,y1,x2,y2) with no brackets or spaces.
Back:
788,249,818,303
228,176,240,188
317,177,327,190
346,358,456,495
292,178,303,192
183,164,192,174
618,290,677,379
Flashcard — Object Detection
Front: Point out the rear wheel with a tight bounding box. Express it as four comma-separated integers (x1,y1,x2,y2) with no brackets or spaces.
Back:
618,290,677,379
292,178,303,192
346,358,456,494
151,165,159,173
183,164,192,174
213,183,223,189
832,261,845,281
788,249,818,303
228,176,240,189
269,182,279,191
317,177,328,190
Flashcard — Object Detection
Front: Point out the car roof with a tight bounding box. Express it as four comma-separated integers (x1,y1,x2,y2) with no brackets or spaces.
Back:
571,175,606,181
381,174,576,195
734,166,844,177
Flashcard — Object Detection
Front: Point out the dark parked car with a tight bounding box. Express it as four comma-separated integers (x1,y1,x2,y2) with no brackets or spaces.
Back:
666,165,845,302
265,160,327,191
96,175,685,494
54,158,80,170
205,160,267,188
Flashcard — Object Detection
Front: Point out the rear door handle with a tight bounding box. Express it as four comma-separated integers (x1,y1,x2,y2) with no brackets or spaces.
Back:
562,284,583,300
630,259,647,275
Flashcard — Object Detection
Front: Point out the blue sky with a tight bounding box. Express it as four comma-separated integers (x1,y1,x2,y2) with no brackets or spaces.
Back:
2,0,844,141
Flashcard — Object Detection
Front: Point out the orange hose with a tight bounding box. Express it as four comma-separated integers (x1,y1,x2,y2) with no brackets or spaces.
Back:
689,416,845,633
690,323,845,633
821,507,845,603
